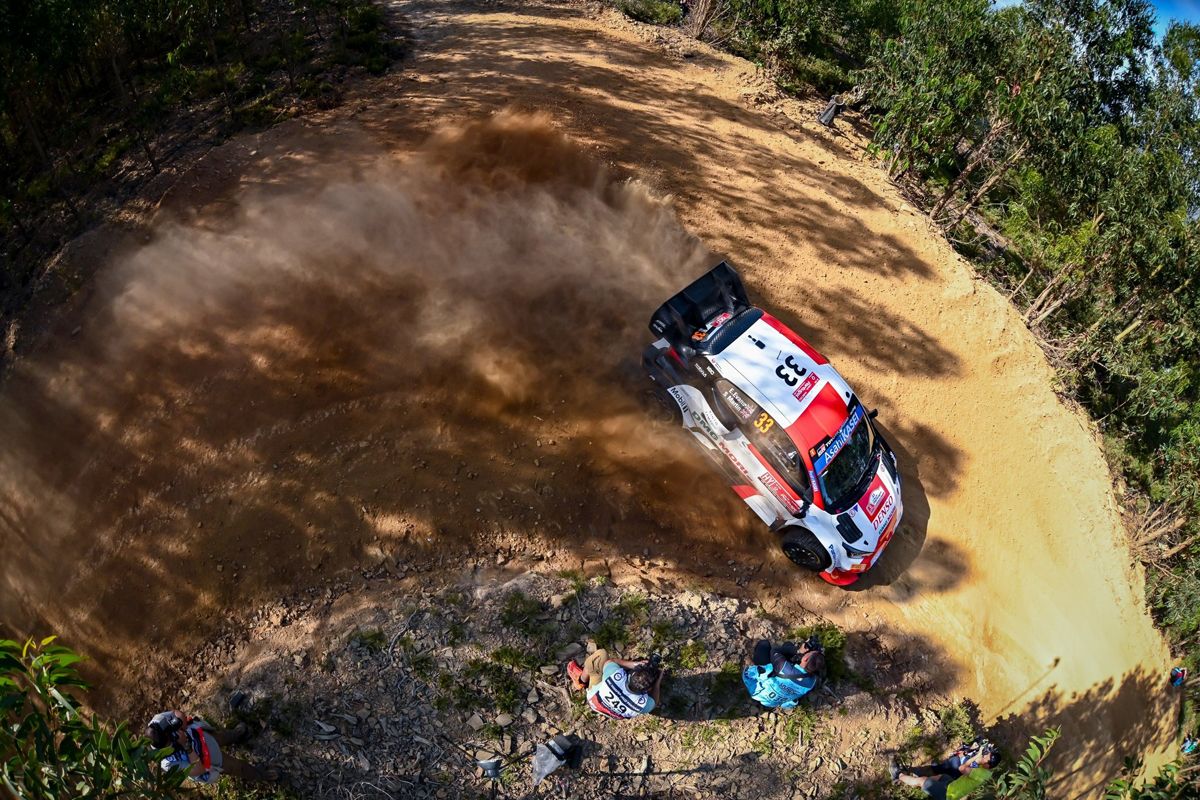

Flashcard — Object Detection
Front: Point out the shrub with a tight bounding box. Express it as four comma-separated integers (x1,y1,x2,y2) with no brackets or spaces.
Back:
0,637,184,799
618,0,684,25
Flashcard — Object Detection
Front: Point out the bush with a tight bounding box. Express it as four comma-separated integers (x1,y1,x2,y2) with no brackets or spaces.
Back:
0,637,184,799
618,0,684,25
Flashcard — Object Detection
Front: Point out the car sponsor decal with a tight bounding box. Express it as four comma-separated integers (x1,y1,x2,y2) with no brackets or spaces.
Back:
691,311,734,341
668,386,692,419
757,471,801,514
865,486,886,516
857,474,896,531
809,403,865,474
718,440,757,487
745,442,803,516
791,372,820,403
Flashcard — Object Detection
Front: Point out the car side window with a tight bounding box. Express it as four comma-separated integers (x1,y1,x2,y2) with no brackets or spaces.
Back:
752,416,813,503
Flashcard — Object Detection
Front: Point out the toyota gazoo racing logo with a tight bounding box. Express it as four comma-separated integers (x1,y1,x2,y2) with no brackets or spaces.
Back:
865,486,886,516
791,372,820,403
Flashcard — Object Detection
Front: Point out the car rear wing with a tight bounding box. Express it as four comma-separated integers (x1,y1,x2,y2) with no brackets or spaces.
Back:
649,261,751,349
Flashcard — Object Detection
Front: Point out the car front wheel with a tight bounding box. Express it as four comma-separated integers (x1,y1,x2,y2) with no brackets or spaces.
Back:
780,528,832,572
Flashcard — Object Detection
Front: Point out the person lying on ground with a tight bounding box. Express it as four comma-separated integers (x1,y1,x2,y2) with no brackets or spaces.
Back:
567,649,663,719
742,637,826,709
147,710,282,785
889,739,999,800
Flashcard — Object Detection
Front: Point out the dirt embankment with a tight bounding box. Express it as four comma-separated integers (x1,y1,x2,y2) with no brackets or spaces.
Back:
0,0,1177,794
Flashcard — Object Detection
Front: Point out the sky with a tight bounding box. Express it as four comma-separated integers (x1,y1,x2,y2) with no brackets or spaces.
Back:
993,0,1200,36
1153,1,1200,35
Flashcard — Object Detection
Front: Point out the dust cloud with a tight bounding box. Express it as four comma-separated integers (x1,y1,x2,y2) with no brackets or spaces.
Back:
0,111,753,702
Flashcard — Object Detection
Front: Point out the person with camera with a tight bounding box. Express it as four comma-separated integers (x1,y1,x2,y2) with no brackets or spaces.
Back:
146,710,281,785
566,650,663,719
889,738,999,800
743,637,825,709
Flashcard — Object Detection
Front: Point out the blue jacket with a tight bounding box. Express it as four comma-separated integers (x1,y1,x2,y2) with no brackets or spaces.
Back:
742,663,818,708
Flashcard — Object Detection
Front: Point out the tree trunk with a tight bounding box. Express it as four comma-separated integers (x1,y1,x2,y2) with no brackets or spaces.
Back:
15,91,50,169
931,121,1010,220
945,141,1027,230
1028,284,1079,328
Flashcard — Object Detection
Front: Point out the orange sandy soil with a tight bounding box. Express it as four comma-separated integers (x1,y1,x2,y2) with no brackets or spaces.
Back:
0,0,1177,794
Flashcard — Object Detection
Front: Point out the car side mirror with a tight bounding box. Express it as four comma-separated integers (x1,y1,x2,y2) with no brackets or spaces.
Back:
868,408,879,419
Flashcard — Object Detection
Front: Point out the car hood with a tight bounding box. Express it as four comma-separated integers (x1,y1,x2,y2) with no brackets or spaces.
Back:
834,457,901,560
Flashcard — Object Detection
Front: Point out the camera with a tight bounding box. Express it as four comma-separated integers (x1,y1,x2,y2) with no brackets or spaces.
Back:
648,653,663,669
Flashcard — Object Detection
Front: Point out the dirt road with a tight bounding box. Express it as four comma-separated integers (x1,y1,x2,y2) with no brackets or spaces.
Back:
0,0,1177,792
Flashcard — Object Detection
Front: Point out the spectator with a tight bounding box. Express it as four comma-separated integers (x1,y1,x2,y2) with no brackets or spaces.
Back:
567,650,663,719
889,739,999,800
742,638,825,709
147,710,281,785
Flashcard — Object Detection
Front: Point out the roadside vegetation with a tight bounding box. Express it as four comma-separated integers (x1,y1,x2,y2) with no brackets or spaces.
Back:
0,0,398,324
617,0,1200,778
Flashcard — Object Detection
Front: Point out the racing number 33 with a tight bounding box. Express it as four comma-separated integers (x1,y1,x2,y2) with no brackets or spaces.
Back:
774,355,806,387
754,412,774,433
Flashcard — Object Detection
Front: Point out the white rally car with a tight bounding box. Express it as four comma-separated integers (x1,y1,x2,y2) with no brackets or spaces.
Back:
642,262,903,586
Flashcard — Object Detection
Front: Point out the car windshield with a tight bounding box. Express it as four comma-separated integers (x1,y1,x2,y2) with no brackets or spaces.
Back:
815,406,875,510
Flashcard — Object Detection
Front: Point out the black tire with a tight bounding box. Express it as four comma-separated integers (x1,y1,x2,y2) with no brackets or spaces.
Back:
780,528,832,572
643,385,683,426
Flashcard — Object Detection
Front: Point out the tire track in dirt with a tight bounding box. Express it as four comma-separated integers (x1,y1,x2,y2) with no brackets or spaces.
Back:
0,1,1178,793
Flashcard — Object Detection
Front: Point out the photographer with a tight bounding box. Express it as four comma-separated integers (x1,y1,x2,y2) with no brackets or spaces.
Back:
889,738,999,800
146,710,281,785
743,638,825,709
567,650,663,719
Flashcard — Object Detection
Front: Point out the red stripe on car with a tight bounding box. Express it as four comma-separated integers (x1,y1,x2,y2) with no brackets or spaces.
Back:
759,313,828,365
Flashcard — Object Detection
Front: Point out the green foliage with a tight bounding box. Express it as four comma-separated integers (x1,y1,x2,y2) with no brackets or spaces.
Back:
350,627,387,652
618,0,684,25
0,0,396,301
462,658,523,714
0,637,185,799
789,621,853,682
499,590,547,633
986,728,1060,800
592,618,629,651
1105,756,1198,800
491,645,538,671
677,640,709,669
780,705,818,742
937,701,976,749
708,660,745,713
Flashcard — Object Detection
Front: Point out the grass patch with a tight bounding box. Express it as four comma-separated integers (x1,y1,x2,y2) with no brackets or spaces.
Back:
617,0,683,25
492,645,539,671
781,706,818,744
614,592,649,623
557,569,589,601
680,719,729,748
500,590,547,633
463,659,523,714
710,661,743,708
349,627,387,653
752,736,774,757
649,620,683,650
677,640,708,670
937,701,975,747
593,618,629,651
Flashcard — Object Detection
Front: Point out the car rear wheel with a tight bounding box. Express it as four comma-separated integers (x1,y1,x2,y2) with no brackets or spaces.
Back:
643,385,683,426
780,528,832,572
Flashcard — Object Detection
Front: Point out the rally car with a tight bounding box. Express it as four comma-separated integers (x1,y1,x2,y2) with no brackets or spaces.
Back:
642,262,903,585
